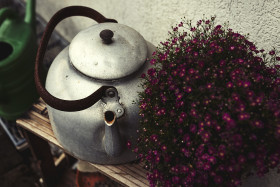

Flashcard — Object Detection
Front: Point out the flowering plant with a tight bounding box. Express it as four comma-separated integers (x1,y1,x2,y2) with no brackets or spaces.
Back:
135,17,280,186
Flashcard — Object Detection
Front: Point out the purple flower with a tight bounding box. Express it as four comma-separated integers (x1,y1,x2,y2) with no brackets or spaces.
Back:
222,113,231,122
126,140,131,149
150,59,156,65
140,102,147,110
216,46,223,53
150,134,158,142
203,162,211,170
185,46,192,53
251,120,264,128
172,176,180,184
243,81,251,88
147,68,156,77
238,155,246,164
208,156,216,164
214,175,223,184
249,45,256,51
183,86,192,93
176,93,184,100
188,68,195,74
229,46,235,50
269,50,275,55
201,131,211,142
145,87,152,95
226,82,233,88
238,112,250,120
190,27,196,32
237,58,244,63
210,41,217,48
189,124,197,134
219,60,226,66
169,84,176,90
178,22,183,27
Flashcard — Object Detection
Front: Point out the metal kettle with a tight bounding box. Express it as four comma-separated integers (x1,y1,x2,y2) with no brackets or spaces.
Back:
35,6,155,164
0,0,38,120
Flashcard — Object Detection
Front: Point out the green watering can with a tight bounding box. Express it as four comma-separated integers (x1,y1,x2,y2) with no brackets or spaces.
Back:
0,0,38,120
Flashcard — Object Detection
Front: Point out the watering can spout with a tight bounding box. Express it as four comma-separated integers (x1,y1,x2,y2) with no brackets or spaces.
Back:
103,111,124,157
24,0,35,26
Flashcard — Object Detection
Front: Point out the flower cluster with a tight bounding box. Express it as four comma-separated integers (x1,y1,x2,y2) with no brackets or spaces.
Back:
135,17,280,186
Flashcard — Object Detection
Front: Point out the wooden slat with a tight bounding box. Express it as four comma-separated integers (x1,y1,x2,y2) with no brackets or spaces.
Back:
17,119,62,149
116,164,149,186
16,99,149,187
92,164,145,187
20,116,53,137
33,103,46,113
121,164,149,183
29,110,50,124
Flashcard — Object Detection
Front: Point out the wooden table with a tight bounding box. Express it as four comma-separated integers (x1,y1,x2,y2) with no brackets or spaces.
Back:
16,99,149,187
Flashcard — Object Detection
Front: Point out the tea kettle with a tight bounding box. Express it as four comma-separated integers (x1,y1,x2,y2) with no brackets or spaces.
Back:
0,0,38,120
35,6,155,164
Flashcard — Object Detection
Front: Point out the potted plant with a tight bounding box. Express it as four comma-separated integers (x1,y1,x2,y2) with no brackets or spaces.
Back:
134,16,280,186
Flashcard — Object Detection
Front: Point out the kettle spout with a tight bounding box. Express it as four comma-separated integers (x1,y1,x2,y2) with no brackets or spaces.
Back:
103,111,123,157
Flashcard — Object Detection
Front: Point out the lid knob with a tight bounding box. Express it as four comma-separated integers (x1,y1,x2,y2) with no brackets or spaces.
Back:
100,29,114,44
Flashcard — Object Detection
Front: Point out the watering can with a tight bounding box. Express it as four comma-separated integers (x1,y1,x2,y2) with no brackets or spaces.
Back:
35,6,155,164
0,0,38,120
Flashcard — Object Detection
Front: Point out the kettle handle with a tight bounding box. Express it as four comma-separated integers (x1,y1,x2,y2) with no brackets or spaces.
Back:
35,6,117,111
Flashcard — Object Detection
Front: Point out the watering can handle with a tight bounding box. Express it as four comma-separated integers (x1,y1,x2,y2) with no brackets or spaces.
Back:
35,6,117,111
0,8,17,26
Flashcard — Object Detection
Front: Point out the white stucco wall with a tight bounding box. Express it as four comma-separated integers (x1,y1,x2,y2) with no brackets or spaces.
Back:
34,0,280,52
33,0,280,186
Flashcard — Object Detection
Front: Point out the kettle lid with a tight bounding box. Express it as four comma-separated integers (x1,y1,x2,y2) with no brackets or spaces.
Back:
69,22,148,80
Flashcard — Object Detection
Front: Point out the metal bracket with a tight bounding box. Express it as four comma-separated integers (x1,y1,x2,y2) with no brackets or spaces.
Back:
101,87,124,118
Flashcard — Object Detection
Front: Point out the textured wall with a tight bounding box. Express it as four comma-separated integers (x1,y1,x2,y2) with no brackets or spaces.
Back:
35,0,280,52
35,0,280,186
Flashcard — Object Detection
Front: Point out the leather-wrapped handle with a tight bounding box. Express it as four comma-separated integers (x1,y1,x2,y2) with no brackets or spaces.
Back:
35,6,117,111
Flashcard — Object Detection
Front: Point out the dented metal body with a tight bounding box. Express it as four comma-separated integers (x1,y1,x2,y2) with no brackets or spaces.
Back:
45,22,155,164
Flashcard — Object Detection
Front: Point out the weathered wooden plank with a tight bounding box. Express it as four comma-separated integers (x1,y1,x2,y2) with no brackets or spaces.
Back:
90,164,144,187
29,110,50,124
18,119,53,139
17,119,62,149
19,117,53,137
88,164,132,186
32,103,46,112
103,165,147,187
27,111,52,132
124,164,149,183
116,164,149,186
126,163,148,179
